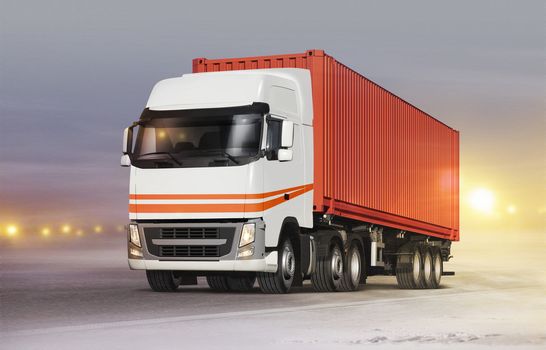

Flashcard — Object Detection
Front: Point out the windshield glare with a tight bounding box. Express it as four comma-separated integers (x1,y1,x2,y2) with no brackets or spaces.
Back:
133,113,263,168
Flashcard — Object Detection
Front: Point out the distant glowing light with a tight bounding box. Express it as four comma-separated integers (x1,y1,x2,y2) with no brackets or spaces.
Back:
62,225,71,234
41,227,51,237
468,188,495,214
7,225,18,237
158,130,166,138
76,229,84,237
116,225,124,232
94,225,103,233
507,205,517,214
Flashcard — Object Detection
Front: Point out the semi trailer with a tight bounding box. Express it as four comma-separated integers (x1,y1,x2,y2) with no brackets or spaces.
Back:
122,50,459,293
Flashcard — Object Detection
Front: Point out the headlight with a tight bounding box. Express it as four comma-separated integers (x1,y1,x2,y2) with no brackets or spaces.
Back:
129,224,141,247
239,223,255,247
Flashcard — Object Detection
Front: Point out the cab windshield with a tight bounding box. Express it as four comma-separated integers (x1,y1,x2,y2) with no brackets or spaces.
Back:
132,109,263,168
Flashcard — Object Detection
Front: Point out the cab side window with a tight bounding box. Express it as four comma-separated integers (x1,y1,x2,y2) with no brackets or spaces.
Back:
266,118,282,160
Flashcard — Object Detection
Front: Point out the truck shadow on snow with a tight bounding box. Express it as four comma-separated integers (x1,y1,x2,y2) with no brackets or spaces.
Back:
134,281,449,294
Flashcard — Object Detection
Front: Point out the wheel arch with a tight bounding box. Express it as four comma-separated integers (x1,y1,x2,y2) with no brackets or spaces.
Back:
266,216,303,288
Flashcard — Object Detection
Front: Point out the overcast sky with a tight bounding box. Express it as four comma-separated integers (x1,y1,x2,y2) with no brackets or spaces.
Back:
1,0,544,232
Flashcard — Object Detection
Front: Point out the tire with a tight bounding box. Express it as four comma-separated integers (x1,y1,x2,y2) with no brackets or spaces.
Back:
206,275,230,292
311,241,344,292
226,275,256,292
146,270,181,292
421,247,434,289
257,238,295,294
395,243,425,289
429,246,443,289
339,242,363,292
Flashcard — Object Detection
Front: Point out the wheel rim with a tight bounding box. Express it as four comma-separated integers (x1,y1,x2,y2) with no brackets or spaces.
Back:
412,251,421,282
349,249,361,285
423,253,432,281
434,254,442,282
331,247,343,281
281,245,295,280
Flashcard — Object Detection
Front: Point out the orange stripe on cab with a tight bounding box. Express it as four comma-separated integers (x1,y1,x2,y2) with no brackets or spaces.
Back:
129,184,313,213
129,184,307,200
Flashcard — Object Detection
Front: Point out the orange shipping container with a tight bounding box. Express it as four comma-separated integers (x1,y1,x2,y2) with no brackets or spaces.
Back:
193,50,459,241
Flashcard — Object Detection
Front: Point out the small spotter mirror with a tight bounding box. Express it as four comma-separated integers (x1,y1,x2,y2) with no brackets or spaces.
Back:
278,149,293,162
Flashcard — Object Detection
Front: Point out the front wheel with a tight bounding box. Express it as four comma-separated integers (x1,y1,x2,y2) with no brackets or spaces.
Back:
226,275,256,292
257,238,295,294
146,270,181,292
206,275,230,292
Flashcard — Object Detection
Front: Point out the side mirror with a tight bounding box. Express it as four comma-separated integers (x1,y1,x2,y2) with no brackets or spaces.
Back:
120,154,131,167
122,127,133,154
281,120,294,148
278,149,293,162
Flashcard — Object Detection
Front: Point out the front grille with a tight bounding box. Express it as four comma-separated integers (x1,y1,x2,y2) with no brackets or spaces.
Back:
143,226,236,259
160,227,219,239
160,245,220,257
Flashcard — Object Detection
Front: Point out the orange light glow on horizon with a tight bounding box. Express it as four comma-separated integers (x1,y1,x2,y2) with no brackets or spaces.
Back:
93,225,103,233
468,188,495,214
41,227,51,237
61,225,71,234
6,225,19,237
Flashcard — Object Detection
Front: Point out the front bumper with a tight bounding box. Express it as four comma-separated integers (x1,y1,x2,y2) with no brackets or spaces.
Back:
128,252,278,272
127,219,278,273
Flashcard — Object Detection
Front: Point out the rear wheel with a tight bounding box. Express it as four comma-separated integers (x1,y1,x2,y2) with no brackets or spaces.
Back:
146,270,181,292
421,247,434,289
339,242,362,292
206,275,230,292
312,241,344,292
428,247,443,289
257,238,295,294
395,243,425,289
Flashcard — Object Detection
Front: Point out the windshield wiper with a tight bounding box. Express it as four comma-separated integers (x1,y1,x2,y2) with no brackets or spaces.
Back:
138,152,183,166
200,150,239,164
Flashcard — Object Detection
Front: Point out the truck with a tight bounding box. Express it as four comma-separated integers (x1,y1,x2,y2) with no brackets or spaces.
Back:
121,50,459,293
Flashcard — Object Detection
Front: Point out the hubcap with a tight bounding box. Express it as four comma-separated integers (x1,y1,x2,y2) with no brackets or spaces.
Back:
281,246,295,280
412,252,421,282
350,249,361,285
434,255,442,282
331,247,343,280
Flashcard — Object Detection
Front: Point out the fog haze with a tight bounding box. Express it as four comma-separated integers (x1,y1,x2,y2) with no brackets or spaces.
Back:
1,0,544,232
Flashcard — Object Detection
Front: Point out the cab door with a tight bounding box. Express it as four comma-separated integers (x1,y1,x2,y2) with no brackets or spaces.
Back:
262,115,305,247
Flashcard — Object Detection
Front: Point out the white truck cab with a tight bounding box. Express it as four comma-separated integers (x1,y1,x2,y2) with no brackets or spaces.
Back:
122,58,455,293
123,69,315,293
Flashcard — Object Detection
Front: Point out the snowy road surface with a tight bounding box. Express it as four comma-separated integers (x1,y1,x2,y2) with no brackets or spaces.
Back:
1,233,544,349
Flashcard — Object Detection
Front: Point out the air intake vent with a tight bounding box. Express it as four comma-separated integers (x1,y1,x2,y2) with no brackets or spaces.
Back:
160,245,220,257
160,227,219,239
